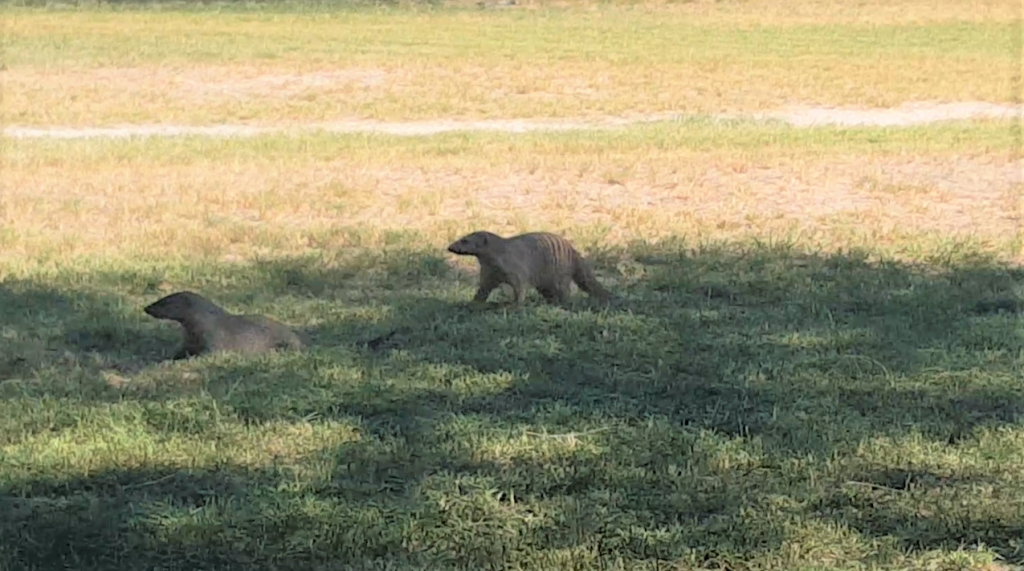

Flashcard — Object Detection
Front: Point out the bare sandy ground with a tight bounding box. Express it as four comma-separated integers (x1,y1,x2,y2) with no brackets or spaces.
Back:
2,101,1019,140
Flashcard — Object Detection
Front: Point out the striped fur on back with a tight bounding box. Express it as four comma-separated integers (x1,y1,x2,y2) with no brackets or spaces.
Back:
447,230,612,304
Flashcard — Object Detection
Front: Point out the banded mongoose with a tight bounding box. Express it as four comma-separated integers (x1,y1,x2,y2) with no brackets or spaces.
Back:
447,230,612,305
144,291,305,360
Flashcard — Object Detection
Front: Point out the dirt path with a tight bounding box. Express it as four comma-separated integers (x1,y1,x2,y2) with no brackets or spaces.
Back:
2,101,1019,140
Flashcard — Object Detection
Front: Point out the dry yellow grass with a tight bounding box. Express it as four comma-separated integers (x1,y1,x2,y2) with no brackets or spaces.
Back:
2,124,1020,272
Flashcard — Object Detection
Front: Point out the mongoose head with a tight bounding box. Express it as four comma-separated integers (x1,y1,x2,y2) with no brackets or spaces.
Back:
447,231,502,256
144,291,216,321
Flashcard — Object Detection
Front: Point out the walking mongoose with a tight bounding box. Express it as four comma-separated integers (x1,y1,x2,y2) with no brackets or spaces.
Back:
144,291,305,360
447,230,613,305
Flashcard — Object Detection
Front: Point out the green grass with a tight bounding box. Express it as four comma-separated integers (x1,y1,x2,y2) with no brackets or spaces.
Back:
1,238,1023,570
8,11,1015,67
3,2,1019,125
7,118,1020,164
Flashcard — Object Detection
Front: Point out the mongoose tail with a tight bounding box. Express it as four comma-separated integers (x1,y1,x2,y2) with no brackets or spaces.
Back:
572,258,614,303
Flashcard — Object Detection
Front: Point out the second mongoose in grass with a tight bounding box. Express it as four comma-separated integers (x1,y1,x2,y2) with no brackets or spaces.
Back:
144,291,305,361
447,230,612,305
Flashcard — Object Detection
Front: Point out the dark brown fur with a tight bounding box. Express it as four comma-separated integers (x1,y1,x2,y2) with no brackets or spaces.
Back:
144,291,305,360
447,230,612,305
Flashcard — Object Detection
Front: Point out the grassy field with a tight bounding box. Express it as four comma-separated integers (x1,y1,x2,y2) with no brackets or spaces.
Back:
2,0,1024,570
3,0,1021,126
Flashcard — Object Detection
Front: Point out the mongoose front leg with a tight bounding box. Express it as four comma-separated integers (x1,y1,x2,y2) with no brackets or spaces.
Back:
473,266,501,303
472,286,495,303
508,277,528,305
173,328,204,360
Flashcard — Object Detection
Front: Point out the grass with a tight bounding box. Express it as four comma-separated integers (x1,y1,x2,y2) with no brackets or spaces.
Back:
2,0,1024,568
1,117,1023,570
2,232,1024,570
3,119,1020,263
2,0,1020,126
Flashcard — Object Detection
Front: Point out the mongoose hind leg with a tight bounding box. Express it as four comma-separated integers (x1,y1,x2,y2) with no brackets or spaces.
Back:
537,278,572,305
536,286,556,304
172,345,200,360
277,337,304,351
554,277,573,304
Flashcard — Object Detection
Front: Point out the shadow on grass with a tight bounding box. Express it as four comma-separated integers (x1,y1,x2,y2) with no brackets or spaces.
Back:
1,465,310,570
817,465,1024,563
1,238,1022,569
0,441,794,570
0,279,176,385
246,239,1024,449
